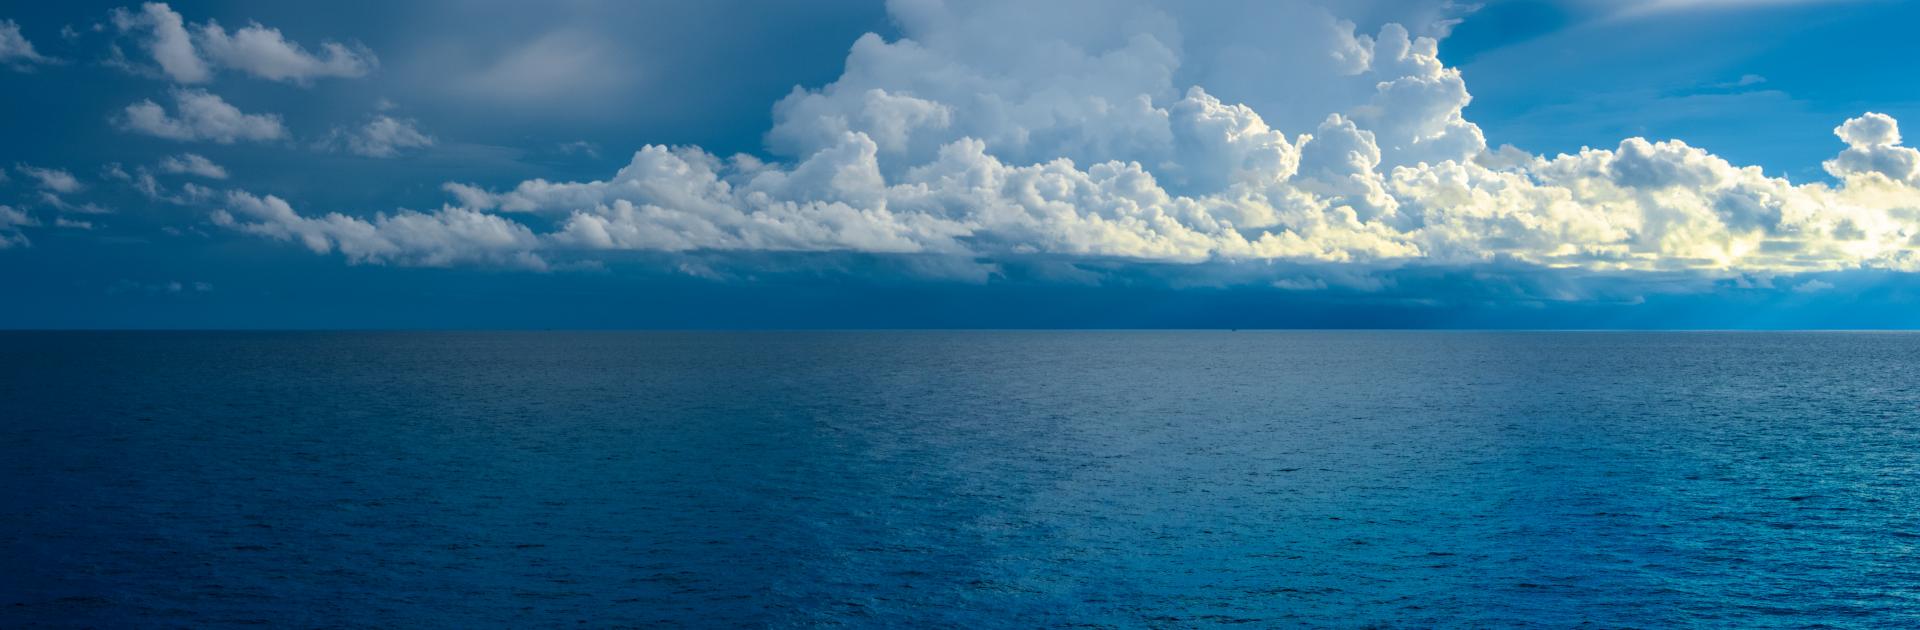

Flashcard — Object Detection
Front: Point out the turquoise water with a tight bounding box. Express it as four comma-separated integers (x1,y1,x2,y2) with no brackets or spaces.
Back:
3,331,1918,627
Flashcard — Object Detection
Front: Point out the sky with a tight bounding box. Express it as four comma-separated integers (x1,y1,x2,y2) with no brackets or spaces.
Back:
3,0,1920,329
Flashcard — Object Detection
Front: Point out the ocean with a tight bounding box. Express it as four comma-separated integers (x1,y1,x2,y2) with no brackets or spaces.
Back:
2,331,1917,627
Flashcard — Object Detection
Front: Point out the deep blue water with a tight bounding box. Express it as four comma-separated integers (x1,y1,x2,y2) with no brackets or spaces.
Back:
2,331,1918,627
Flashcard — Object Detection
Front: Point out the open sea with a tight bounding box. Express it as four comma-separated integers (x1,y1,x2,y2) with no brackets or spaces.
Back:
2,331,1918,628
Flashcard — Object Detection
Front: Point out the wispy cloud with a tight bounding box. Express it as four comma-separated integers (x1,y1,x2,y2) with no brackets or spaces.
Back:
0,19,60,70
1607,0,1854,19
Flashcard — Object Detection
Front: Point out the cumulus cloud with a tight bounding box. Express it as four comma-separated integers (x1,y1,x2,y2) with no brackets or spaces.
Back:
14,164,82,193
0,19,57,70
117,88,287,143
320,115,434,158
110,2,208,82
1824,112,1919,186
218,0,1920,283
110,2,375,84
193,19,375,83
212,190,546,268
157,153,228,179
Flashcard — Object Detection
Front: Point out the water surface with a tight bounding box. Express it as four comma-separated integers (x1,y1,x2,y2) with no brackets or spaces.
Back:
3,331,1917,627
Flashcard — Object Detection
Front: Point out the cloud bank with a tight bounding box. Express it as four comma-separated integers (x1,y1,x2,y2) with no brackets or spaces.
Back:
217,0,1920,286
213,191,545,268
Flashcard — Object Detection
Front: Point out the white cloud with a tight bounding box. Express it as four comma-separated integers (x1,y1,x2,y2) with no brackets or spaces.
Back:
15,165,110,217
194,20,375,83
180,182,214,202
0,19,57,70
1825,112,1919,185
103,162,157,196
111,3,208,82
320,115,434,158
110,2,375,84
0,205,34,248
157,153,228,179
105,162,215,204
215,0,1920,281
14,164,82,193
38,191,111,215
213,190,546,268
118,89,286,143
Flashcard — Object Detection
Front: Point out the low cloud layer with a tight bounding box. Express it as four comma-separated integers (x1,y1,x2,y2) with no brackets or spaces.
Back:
213,191,545,268
210,0,1919,287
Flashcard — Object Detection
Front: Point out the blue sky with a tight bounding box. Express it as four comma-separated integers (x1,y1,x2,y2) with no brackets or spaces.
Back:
3,0,1920,328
